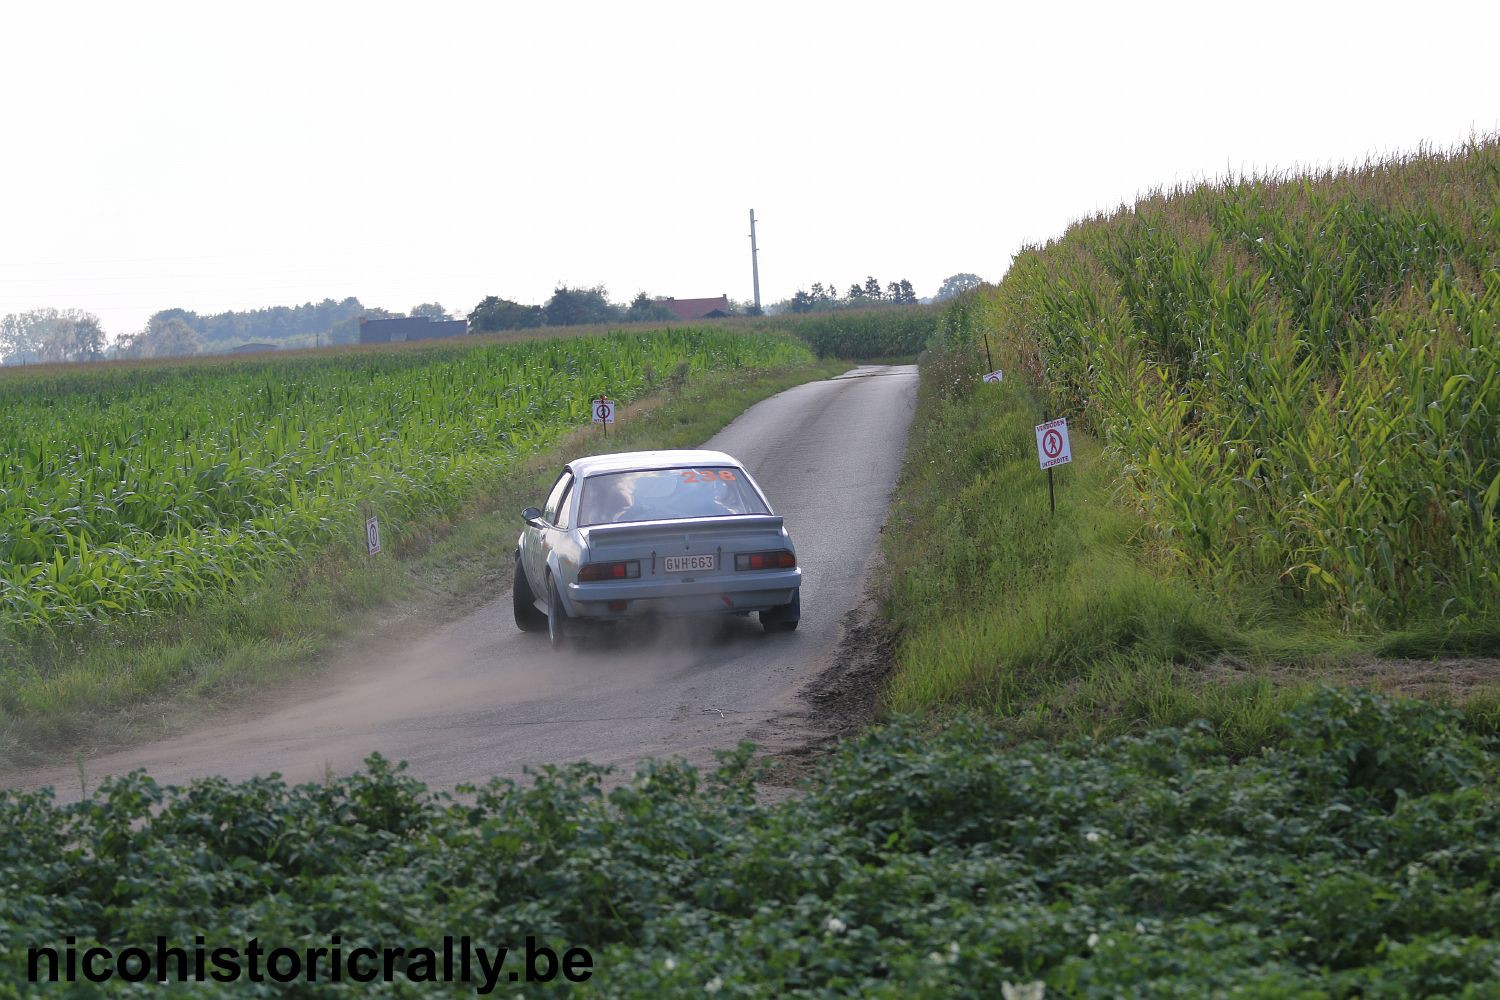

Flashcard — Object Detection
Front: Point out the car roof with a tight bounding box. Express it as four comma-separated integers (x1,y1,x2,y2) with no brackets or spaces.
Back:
568,449,743,479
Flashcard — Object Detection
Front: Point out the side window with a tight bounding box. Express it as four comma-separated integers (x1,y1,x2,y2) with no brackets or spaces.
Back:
554,481,574,529
543,471,573,525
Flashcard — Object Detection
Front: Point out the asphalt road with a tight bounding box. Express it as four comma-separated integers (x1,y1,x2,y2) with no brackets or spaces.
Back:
5,365,919,800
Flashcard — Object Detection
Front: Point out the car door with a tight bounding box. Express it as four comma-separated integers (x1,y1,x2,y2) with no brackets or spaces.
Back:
525,469,573,596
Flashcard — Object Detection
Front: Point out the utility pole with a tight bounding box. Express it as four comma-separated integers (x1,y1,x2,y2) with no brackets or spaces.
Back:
748,209,762,314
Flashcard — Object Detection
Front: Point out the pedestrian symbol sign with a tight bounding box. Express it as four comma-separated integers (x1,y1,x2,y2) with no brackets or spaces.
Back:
1035,418,1072,470
592,397,615,424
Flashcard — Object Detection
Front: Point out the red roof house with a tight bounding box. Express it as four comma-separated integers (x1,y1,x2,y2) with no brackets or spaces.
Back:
653,295,731,321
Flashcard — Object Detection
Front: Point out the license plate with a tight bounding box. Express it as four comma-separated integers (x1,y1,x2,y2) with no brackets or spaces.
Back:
665,554,716,573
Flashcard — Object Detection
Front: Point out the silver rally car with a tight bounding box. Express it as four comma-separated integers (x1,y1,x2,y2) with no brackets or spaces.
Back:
514,449,801,646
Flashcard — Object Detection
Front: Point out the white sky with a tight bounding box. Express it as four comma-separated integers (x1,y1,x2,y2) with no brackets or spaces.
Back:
2,0,1497,337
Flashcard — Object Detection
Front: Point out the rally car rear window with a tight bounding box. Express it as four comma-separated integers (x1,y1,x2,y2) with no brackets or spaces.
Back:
578,467,770,526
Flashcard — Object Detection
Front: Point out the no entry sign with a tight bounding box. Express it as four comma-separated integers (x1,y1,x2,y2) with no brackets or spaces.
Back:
592,397,615,424
1035,417,1072,470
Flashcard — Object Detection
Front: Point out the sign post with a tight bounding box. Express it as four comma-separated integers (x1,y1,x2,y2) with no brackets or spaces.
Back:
592,396,615,437
1034,417,1072,516
979,334,1003,385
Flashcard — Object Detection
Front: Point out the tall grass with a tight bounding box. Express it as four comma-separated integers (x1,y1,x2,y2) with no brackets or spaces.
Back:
949,138,1500,629
0,329,811,641
880,346,1326,746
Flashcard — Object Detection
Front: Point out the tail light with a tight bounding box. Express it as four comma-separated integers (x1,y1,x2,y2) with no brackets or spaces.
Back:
578,560,641,581
735,550,796,571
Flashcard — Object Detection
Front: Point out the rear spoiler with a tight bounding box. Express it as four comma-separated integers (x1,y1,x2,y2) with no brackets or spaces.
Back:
581,514,784,544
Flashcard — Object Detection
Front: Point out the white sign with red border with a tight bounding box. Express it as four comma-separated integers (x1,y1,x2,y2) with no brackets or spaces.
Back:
982,369,1004,384
1035,418,1072,470
592,397,615,424
366,516,382,555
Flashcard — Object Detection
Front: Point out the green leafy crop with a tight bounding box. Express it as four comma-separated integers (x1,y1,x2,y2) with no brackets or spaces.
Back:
0,330,810,641
943,139,1500,628
2,688,1496,996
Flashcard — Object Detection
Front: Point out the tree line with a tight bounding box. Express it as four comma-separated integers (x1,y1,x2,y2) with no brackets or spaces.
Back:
778,273,982,314
467,286,735,332
0,274,985,365
0,299,440,364
0,309,107,364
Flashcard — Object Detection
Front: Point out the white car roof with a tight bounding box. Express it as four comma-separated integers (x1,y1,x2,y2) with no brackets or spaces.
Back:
568,449,743,479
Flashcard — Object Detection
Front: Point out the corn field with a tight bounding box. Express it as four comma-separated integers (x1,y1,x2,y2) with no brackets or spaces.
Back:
950,139,1500,627
0,329,811,637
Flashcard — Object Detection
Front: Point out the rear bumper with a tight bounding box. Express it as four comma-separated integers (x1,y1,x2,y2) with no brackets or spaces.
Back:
565,568,801,618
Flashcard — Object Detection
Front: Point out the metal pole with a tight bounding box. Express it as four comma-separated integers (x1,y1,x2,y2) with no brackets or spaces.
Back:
749,209,761,314
1045,402,1055,516
984,333,994,372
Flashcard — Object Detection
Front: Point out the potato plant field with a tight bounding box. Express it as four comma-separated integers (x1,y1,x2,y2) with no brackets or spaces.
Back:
3,689,1496,996
951,139,1500,627
0,329,811,639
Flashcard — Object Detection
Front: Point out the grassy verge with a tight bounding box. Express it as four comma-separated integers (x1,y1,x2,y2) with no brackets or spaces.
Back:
0,361,846,768
881,348,1500,751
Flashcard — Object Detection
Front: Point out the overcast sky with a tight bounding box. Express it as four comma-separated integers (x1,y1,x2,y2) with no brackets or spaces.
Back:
3,0,1497,337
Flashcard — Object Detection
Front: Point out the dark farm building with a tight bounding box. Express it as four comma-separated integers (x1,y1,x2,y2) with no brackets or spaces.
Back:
358,316,468,344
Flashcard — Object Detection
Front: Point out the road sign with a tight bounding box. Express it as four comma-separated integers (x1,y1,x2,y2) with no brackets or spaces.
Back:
366,515,382,556
592,397,615,424
1035,417,1072,470
982,369,1004,384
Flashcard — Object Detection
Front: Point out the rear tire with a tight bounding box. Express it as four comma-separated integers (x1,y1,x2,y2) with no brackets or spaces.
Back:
760,588,800,633
547,575,570,650
513,556,546,632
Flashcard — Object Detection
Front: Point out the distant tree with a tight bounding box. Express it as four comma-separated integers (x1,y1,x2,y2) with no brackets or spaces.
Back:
146,316,201,357
863,276,883,300
0,308,106,365
144,298,367,349
543,285,617,327
624,292,679,323
935,272,983,301
0,311,45,365
789,290,815,314
885,278,917,305
113,331,146,360
409,302,452,320
847,283,865,301
117,315,201,359
468,296,545,332
41,314,106,362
